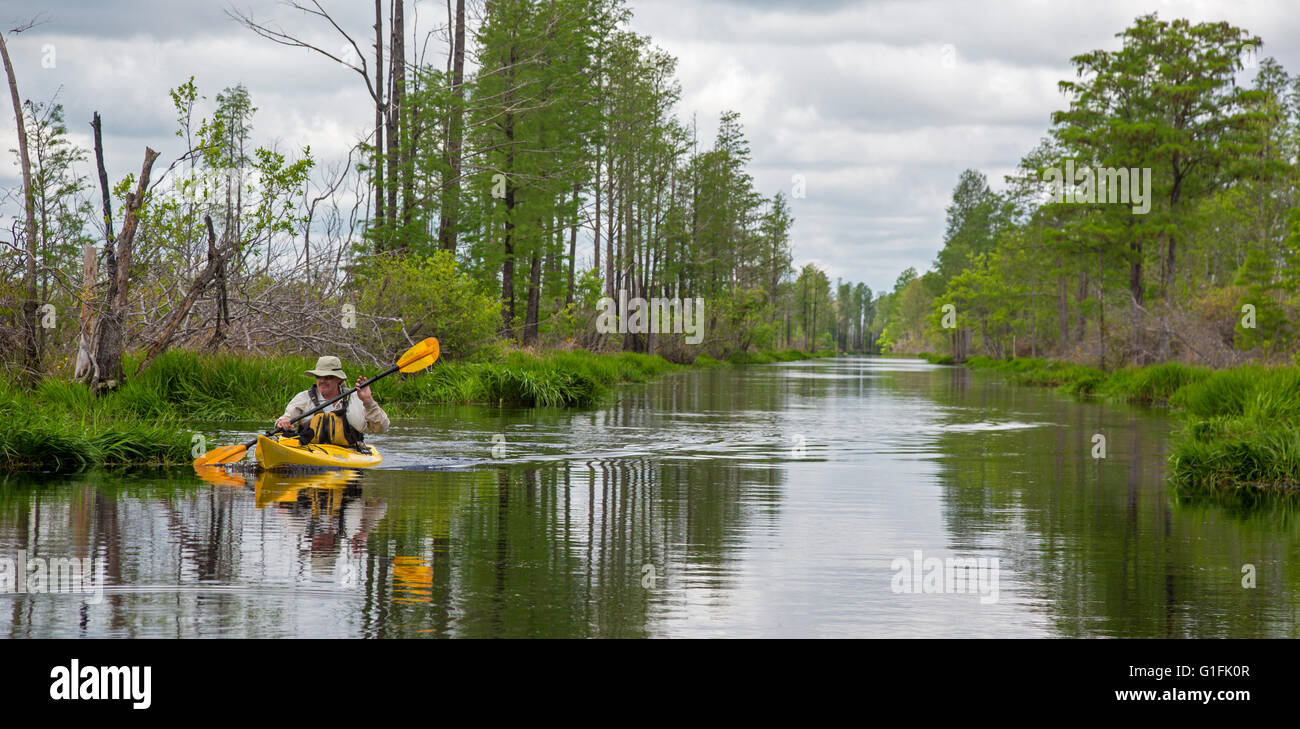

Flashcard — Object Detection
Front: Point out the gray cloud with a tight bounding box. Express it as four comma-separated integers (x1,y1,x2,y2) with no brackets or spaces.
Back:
1,0,1297,296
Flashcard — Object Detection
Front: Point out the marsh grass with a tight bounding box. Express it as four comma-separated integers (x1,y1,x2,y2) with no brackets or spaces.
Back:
1167,366,1300,492
1101,362,1210,406
728,351,776,364
5,346,827,471
725,349,822,365
964,355,1300,493
0,416,190,472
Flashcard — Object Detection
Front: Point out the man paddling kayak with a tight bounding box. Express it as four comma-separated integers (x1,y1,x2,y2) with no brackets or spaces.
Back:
275,355,390,448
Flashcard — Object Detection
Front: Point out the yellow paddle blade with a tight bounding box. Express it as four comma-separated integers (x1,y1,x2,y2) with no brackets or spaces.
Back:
193,464,248,488
398,337,439,373
194,443,249,466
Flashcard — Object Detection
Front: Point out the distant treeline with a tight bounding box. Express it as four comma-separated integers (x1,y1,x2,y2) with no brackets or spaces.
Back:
873,13,1297,370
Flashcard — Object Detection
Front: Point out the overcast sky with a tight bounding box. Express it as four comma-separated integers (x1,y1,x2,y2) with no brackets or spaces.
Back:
1,0,1296,295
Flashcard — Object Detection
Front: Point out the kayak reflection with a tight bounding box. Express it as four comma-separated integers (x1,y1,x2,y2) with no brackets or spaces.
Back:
253,468,362,511
192,463,367,516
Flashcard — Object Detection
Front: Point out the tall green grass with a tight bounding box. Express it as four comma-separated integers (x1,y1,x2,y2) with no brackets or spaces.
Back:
380,349,678,408
0,414,191,472
1102,362,1210,406
117,350,313,420
3,345,828,471
964,355,1300,492
1167,366,1300,492
961,356,1209,404
726,348,821,365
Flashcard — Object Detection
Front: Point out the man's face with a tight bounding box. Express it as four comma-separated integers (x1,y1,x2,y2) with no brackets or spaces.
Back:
316,376,343,397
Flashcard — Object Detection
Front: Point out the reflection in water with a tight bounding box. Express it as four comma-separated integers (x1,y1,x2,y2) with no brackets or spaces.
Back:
0,458,781,637
392,557,433,604
1,357,1297,637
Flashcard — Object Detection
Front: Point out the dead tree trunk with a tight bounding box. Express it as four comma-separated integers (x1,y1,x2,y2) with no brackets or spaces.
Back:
73,244,98,380
438,0,466,252
0,29,41,386
384,0,400,240
204,210,230,352
77,112,116,383
92,147,160,394
373,0,385,248
138,216,235,373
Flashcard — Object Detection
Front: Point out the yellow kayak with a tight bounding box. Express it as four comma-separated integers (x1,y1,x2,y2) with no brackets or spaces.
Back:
255,435,383,470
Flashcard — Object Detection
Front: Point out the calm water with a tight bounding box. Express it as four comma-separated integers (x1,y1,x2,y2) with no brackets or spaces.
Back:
2,357,1297,638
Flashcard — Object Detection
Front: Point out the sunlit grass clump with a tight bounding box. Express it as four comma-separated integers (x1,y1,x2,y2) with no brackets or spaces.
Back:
1100,362,1210,406
962,354,1300,492
0,400,191,472
1167,366,1300,492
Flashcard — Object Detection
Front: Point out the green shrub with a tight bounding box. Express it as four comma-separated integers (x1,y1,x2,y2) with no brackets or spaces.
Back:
352,251,501,362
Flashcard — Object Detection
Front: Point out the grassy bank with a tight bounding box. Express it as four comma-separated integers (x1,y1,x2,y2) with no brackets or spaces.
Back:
939,354,1300,493
0,376,193,472
2,346,830,472
718,348,832,365
962,356,1211,405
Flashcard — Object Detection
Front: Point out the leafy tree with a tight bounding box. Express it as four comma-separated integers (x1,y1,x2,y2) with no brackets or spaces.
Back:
1233,248,1290,353
1054,13,1264,307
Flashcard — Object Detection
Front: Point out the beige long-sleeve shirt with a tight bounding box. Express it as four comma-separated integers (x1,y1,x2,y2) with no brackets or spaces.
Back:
281,388,390,434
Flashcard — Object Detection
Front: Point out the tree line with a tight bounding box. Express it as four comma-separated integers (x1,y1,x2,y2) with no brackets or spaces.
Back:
874,13,1295,369
0,0,886,392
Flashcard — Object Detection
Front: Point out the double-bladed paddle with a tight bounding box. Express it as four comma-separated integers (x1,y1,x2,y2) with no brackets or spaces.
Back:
193,337,439,466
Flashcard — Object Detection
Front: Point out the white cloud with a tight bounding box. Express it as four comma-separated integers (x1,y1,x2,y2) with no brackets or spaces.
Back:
1,0,1297,295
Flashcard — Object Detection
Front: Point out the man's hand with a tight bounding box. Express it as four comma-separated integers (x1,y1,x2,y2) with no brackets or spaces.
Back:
275,416,292,430
357,376,373,405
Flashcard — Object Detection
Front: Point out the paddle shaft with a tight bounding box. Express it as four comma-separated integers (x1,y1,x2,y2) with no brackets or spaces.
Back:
246,363,401,446
287,363,400,427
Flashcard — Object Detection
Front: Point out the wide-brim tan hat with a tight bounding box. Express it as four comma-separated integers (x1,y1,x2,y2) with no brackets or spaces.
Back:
305,355,347,380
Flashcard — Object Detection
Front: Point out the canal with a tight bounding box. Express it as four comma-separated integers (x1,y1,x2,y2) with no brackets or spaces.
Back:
2,357,1296,637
